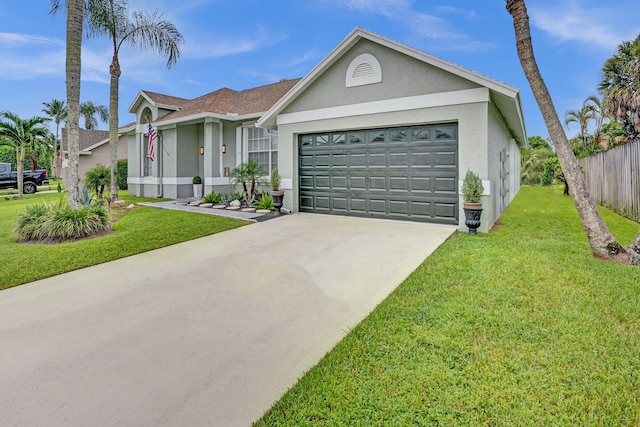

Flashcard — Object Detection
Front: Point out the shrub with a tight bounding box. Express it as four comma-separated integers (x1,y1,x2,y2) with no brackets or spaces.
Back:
84,164,110,199
203,191,222,204
192,176,202,185
270,168,282,191
13,200,110,243
117,159,128,190
14,203,49,241
540,157,560,186
228,191,244,202
256,193,274,210
462,169,484,203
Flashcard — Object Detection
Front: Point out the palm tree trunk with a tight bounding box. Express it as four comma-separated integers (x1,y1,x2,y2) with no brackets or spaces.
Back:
506,0,638,264
66,0,84,209
109,55,120,202
16,146,24,199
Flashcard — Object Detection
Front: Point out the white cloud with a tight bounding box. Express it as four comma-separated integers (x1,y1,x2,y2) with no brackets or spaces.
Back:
182,27,289,59
0,32,63,47
530,2,639,50
435,6,477,21
336,0,410,16
330,0,492,51
409,14,492,52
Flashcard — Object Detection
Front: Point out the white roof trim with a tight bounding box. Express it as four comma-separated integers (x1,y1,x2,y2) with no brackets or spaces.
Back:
81,124,136,152
127,90,183,113
153,111,264,128
257,27,525,143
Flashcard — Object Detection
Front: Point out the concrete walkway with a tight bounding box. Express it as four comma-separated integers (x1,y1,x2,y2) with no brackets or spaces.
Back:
0,214,456,427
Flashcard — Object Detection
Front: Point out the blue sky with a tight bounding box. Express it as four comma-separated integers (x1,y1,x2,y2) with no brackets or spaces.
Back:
1,0,638,139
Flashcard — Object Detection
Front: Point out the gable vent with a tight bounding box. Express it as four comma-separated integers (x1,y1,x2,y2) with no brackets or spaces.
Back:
353,62,374,78
346,53,382,87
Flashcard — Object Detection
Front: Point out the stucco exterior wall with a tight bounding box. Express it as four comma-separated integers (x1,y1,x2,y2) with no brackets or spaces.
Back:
486,101,521,229
276,101,490,231
283,39,481,115
63,134,128,191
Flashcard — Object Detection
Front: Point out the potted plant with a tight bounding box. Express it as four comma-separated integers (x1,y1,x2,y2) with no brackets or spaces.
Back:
462,168,484,236
270,168,284,215
192,175,203,198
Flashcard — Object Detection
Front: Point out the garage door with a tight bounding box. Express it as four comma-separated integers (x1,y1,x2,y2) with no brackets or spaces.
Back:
299,123,458,224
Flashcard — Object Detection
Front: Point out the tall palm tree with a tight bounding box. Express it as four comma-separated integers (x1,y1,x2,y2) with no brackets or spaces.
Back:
41,99,67,178
506,0,640,264
584,95,609,146
599,35,640,141
86,0,183,200
79,100,109,129
51,0,84,209
0,112,49,199
564,104,596,151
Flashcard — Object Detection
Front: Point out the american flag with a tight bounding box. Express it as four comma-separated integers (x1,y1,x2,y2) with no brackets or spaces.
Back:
148,122,158,162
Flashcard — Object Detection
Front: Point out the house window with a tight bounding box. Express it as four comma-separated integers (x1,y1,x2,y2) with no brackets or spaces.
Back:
246,127,277,175
143,133,152,176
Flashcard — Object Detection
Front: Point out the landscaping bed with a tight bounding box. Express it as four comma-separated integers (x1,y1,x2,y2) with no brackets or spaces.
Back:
0,192,247,290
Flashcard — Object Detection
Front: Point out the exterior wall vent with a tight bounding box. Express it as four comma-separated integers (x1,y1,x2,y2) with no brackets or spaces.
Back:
346,53,382,87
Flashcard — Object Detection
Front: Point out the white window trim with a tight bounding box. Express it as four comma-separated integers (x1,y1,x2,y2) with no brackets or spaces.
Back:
240,126,278,175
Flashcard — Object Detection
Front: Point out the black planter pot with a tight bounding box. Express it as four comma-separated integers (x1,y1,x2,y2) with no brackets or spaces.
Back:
463,203,483,236
272,191,285,216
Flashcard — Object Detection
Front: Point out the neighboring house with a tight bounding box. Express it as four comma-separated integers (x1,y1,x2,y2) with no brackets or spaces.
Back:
61,127,130,189
128,28,526,232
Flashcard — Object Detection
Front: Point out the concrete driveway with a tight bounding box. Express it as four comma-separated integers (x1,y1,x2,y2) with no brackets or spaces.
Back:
0,213,455,427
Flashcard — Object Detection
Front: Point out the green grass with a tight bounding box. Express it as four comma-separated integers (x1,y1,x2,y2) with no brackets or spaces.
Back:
256,186,640,426
0,192,247,290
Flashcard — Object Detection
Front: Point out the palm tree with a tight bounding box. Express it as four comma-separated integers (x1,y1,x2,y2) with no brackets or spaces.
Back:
86,0,183,201
584,95,609,146
51,0,84,209
84,164,110,199
0,112,49,199
79,101,108,129
599,35,640,141
506,0,640,264
42,99,67,178
564,104,596,151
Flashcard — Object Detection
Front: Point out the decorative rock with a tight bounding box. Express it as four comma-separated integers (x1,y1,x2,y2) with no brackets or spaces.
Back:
212,204,226,209
229,200,241,207
127,204,136,209
188,201,201,206
256,209,272,214
226,206,240,211
200,203,213,208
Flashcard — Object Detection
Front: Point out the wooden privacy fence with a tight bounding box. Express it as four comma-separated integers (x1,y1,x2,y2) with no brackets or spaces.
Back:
579,140,640,222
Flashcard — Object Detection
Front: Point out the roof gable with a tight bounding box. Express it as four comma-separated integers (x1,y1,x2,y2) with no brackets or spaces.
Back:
257,27,526,145
61,128,109,152
129,79,302,125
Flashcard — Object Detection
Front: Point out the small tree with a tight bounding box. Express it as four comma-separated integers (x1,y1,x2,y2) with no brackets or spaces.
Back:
84,164,111,199
0,112,49,199
230,160,265,201
462,169,484,204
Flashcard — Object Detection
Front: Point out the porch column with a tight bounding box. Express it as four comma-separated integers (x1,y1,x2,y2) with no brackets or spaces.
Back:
203,118,221,191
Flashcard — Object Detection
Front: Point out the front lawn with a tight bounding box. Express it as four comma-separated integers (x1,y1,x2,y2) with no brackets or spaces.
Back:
0,193,247,290
256,186,640,426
